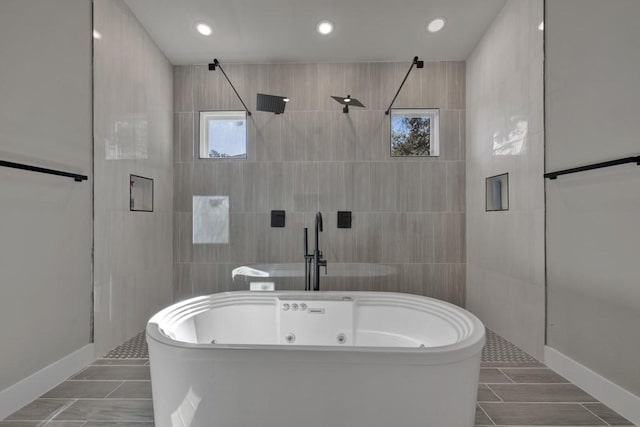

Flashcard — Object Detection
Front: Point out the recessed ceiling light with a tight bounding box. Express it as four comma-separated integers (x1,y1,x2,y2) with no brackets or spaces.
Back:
93,30,102,39
538,21,544,31
316,20,334,35
427,17,446,33
196,23,213,36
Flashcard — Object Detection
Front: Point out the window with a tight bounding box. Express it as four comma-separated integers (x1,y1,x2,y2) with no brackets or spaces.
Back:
390,109,439,157
199,111,247,159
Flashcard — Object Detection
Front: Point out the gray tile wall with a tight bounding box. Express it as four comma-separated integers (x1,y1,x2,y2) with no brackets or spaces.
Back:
173,61,465,305
466,0,545,360
93,0,174,356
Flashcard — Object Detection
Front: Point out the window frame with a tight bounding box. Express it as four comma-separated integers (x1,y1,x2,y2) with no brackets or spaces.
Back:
199,110,248,159
389,108,440,157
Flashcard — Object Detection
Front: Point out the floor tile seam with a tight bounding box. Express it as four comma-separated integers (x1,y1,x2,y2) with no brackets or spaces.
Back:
56,379,151,387
483,382,573,385
484,384,504,403
37,397,153,401
91,364,149,366
93,397,153,400
69,378,151,382
496,368,517,383
53,379,130,385
36,396,153,401
476,402,498,426
51,419,154,423
580,403,613,427
102,379,123,399
481,401,604,405
25,398,77,424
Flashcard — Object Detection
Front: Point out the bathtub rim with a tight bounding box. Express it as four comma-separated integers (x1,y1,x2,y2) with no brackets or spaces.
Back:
146,291,486,364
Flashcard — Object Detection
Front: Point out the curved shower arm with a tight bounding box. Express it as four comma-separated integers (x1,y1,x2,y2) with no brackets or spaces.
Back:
384,56,424,115
208,58,252,116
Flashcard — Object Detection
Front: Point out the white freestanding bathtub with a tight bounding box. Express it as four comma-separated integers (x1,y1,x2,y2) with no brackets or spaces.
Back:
147,291,485,427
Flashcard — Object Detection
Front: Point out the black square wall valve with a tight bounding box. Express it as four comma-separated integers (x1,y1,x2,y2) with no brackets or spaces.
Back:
337,211,352,229
271,210,286,227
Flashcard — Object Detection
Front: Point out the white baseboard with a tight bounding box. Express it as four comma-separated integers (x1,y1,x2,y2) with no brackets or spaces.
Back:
0,344,95,419
545,346,640,426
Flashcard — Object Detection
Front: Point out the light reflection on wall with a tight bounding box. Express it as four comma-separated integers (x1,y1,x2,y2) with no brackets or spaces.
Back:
105,116,149,160
492,116,528,156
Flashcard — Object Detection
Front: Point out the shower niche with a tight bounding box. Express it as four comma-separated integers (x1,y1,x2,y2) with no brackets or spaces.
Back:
130,174,153,212
486,173,509,211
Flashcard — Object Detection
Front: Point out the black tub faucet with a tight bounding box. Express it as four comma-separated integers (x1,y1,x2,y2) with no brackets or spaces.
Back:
303,212,327,291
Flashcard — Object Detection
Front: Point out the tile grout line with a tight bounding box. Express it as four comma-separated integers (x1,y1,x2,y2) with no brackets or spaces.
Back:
481,381,575,385
38,397,152,401
103,381,125,398
479,401,604,405
45,398,77,424
483,383,504,403
496,368,516,383
52,419,154,423
580,404,613,427
476,402,498,426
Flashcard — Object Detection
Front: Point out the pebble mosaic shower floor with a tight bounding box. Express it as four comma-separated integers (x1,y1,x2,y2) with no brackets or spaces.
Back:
2,329,635,426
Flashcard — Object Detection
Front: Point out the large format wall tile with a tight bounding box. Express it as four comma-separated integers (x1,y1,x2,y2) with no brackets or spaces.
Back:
93,0,174,356
173,61,466,305
466,0,544,359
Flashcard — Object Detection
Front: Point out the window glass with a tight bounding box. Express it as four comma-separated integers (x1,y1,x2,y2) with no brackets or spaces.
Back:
199,111,247,159
390,109,439,157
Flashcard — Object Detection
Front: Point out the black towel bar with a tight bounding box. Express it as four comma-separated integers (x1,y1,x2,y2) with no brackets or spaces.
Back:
544,156,640,179
0,159,88,182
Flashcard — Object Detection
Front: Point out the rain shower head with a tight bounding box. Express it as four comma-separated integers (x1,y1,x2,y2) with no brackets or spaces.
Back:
331,95,365,114
256,93,289,115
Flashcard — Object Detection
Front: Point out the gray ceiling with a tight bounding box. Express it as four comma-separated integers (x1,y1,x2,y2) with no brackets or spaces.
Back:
123,0,507,65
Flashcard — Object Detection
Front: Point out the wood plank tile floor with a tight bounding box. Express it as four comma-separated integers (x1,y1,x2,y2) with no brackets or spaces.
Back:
1,331,635,426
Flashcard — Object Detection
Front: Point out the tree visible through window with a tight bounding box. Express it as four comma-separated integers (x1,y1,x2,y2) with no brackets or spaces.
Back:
390,109,439,157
